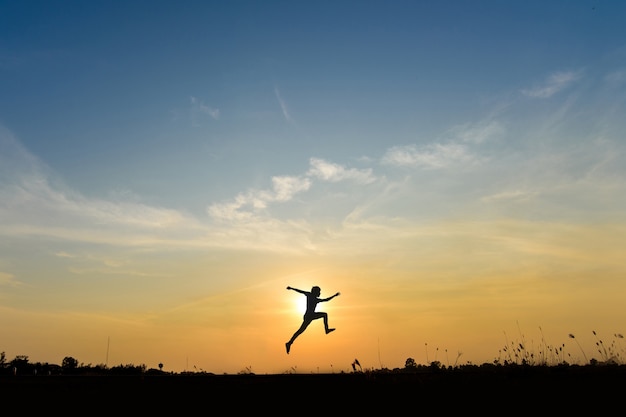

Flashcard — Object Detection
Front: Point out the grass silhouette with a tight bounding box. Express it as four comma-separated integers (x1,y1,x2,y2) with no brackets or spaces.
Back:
1,329,625,413
1,328,624,377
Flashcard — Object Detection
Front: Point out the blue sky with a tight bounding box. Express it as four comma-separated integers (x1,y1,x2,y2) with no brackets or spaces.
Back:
1,1,626,373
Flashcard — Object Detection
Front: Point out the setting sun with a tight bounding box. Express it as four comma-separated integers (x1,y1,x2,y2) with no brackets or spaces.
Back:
294,296,307,317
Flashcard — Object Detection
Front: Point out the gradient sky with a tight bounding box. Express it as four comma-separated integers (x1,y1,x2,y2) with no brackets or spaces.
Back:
1,1,626,374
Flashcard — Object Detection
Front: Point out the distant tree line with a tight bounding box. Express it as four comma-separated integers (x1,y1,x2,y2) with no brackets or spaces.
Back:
2,349,623,377
0,351,156,376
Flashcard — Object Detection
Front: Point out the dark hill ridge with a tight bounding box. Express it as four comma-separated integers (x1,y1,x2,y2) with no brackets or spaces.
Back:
3,365,624,413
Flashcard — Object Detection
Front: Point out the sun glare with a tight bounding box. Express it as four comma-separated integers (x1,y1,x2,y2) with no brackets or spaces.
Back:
295,296,306,316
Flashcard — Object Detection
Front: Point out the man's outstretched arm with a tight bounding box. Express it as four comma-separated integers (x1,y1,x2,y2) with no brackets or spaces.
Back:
320,292,340,302
286,286,307,295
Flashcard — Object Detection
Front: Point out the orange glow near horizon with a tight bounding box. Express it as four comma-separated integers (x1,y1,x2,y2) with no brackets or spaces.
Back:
5,229,625,375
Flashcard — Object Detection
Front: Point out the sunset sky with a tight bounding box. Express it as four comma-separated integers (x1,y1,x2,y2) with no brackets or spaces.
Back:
1,1,626,374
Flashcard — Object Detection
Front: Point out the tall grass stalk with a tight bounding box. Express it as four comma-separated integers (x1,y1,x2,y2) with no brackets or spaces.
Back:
568,334,588,364
454,351,462,367
592,330,610,361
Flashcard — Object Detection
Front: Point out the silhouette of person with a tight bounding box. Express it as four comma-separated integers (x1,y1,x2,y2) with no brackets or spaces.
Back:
285,285,340,354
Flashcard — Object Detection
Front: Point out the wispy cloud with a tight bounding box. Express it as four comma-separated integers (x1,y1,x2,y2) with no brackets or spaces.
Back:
208,157,375,221
481,189,537,203
274,87,292,122
0,271,21,287
272,175,312,201
1,127,326,254
190,96,220,125
521,70,582,98
3,174,191,230
449,120,505,144
307,158,375,184
1,126,207,246
68,266,165,277
208,175,311,221
381,143,477,169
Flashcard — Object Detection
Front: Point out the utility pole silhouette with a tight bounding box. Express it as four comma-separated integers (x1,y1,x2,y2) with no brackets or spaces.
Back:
106,336,110,367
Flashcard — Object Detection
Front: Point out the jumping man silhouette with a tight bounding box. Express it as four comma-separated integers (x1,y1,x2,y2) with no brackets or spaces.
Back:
285,285,340,354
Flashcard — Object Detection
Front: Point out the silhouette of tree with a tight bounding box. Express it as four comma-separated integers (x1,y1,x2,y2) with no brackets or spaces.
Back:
62,356,79,371
404,357,417,369
10,355,31,375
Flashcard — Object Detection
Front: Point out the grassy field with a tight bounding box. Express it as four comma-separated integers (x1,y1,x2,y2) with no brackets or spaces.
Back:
3,365,624,413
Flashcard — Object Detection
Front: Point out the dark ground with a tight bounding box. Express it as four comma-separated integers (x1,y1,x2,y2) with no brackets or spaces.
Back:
2,365,624,413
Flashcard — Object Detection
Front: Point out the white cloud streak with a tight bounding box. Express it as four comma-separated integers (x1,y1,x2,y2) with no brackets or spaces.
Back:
521,70,582,98
450,121,505,144
272,175,311,201
190,96,220,124
381,143,478,169
307,158,375,184
0,126,211,248
481,189,537,203
208,175,312,221
208,158,375,221
274,87,292,122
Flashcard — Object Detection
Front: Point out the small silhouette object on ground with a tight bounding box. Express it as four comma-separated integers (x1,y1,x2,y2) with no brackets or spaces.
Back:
285,285,340,354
